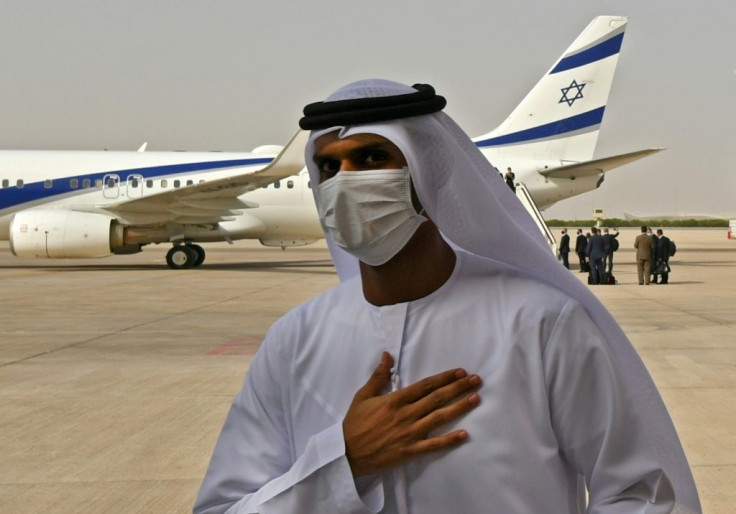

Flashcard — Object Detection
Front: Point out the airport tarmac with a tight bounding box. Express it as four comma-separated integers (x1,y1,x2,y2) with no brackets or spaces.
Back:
0,227,733,513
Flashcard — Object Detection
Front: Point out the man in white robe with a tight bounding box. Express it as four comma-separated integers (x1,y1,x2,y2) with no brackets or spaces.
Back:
194,80,701,514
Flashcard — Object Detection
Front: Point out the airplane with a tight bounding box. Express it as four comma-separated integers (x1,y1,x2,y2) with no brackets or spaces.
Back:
0,15,658,269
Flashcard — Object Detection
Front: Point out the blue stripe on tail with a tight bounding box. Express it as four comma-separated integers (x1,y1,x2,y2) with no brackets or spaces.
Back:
475,107,605,148
550,32,624,74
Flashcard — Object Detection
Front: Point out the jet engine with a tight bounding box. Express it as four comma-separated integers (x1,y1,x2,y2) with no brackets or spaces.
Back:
8,210,137,259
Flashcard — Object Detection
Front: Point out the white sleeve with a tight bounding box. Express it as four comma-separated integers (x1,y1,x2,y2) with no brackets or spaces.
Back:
193,327,384,514
543,299,681,513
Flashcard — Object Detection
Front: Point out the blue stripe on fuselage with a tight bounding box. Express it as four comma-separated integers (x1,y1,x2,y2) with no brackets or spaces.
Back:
474,107,605,148
550,32,623,74
0,157,273,211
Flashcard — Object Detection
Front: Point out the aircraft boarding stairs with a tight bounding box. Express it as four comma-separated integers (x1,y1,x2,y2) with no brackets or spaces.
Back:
515,182,557,256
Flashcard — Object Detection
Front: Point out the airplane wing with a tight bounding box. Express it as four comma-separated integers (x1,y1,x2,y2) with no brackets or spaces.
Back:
104,130,309,225
539,148,663,179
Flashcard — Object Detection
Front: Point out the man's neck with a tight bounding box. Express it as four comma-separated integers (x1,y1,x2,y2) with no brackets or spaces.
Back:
359,222,456,306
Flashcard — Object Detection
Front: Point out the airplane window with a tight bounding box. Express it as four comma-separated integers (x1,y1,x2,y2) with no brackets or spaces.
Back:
174,180,181,188
198,180,205,184
161,179,168,188
106,177,117,188
307,181,311,189
187,180,194,186
83,179,91,188
146,179,153,188
274,180,281,189
287,180,294,189
95,179,103,188
16,179,24,188
1,179,8,188
70,179,78,189
130,178,139,188
44,179,53,189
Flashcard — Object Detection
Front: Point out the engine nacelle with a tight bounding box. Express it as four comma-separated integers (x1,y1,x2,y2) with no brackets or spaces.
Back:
9,210,125,259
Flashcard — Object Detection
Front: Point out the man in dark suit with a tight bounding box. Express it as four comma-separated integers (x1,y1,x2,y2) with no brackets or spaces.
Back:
648,227,659,283
575,229,587,273
559,229,570,269
586,227,606,284
601,228,619,273
634,226,656,285
654,229,671,284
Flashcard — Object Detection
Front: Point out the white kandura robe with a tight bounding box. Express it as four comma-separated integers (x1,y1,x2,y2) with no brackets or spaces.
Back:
194,251,682,514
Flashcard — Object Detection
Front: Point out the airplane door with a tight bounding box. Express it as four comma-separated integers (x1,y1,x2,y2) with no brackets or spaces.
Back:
102,174,120,199
126,174,144,198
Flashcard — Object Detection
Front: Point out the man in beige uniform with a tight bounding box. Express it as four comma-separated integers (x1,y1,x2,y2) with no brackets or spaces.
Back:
634,225,656,285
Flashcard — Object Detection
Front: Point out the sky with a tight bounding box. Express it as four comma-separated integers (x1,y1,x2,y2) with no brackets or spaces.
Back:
1,1,734,219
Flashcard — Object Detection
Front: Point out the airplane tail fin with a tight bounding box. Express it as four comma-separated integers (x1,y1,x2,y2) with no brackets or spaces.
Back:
474,16,627,164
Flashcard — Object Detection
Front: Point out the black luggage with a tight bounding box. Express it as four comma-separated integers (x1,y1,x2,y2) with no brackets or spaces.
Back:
603,272,617,285
653,262,671,275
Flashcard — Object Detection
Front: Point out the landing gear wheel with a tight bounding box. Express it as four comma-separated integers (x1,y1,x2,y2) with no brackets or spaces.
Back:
187,244,206,267
166,245,197,269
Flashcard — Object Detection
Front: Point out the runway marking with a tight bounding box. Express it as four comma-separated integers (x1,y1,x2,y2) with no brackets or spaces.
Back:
208,337,263,356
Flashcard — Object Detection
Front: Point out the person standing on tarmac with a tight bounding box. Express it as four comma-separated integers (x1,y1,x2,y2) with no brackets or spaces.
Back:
559,229,570,269
654,229,671,284
601,228,619,273
635,226,656,285
575,228,588,273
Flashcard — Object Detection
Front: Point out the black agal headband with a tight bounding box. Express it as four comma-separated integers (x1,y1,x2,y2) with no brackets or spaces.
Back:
299,83,446,130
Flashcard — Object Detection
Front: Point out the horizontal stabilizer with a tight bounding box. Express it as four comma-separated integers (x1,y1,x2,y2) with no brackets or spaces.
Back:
539,148,663,179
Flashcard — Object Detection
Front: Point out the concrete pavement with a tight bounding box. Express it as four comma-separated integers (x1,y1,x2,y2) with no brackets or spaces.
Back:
0,228,733,513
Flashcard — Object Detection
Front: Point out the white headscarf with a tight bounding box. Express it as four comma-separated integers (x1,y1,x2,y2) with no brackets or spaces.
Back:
304,79,700,512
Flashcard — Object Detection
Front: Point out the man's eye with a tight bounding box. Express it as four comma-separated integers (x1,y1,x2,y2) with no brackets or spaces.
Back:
361,150,388,168
317,159,340,182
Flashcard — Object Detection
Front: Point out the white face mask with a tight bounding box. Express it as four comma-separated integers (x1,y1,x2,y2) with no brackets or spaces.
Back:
316,167,427,266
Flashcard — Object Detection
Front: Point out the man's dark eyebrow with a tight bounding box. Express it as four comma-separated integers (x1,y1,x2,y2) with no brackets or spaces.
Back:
312,154,330,165
348,142,394,158
312,141,393,164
